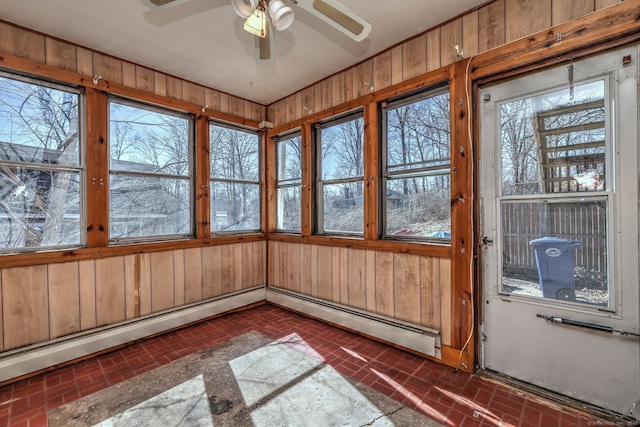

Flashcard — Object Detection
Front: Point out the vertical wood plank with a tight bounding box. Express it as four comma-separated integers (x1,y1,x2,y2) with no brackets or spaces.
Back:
478,0,506,53
403,35,427,80
300,244,312,295
78,259,97,331
196,116,210,238
348,249,365,309
420,256,441,330
310,244,318,297
45,38,77,72
184,247,203,303
280,242,288,290
76,47,93,76
165,75,183,100
440,258,452,347
462,10,480,58
95,257,126,327
321,79,333,111
505,0,552,43
92,53,123,85
373,51,392,91
150,251,175,313
174,249,185,306
390,45,403,85
221,244,235,294
375,251,394,317
135,66,155,93
302,86,314,117
183,81,205,106
242,242,254,289
48,262,81,339
0,22,45,63
138,253,152,316
219,93,230,114
154,72,167,97
229,96,244,117
354,59,374,98
253,241,265,286
314,83,322,117
440,19,463,67
271,241,281,287
2,266,49,350
595,0,620,9
234,243,243,291
365,250,377,312
552,0,594,25
205,88,222,112
363,102,379,241
339,247,349,305
209,245,224,297
317,245,332,300
332,72,346,106
393,253,421,324
426,29,441,72
287,242,301,292
331,246,341,302
123,254,137,319
300,124,312,237
122,62,136,88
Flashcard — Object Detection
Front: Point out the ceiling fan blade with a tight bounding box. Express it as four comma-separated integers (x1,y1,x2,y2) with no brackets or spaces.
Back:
259,20,272,60
294,0,371,42
143,0,225,26
150,0,177,5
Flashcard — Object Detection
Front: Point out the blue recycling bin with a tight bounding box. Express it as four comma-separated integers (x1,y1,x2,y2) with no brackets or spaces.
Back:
529,237,582,300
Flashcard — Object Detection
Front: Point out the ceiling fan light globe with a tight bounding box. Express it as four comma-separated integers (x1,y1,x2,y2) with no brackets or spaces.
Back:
231,0,258,19
268,0,294,31
244,8,267,37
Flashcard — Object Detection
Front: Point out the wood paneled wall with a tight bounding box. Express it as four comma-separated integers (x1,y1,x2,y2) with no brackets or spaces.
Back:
0,21,266,122
0,241,265,351
266,0,623,127
267,241,452,346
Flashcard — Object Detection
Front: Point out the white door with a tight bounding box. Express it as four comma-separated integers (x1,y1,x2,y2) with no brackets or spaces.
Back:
479,46,640,418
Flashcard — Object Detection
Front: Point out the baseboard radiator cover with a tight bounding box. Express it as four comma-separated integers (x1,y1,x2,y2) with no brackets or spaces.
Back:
266,287,441,359
0,287,266,383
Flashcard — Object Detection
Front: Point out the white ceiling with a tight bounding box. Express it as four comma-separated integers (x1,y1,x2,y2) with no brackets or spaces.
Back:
0,0,486,105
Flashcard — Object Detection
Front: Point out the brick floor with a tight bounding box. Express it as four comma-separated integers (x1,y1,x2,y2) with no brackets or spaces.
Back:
0,304,618,426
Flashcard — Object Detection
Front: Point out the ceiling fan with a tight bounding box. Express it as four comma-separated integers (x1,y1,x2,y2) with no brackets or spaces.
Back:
144,0,372,60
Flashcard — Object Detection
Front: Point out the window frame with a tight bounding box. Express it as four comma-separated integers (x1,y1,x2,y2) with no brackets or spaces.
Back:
380,86,451,243
275,129,302,233
0,70,86,253
314,110,365,237
209,120,262,236
107,96,195,244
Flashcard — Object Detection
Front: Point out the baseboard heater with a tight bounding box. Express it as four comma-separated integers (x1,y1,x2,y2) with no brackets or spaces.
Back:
266,287,441,359
0,287,265,383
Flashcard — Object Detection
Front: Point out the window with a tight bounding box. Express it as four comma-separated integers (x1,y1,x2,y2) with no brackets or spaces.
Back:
315,111,364,235
382,89,450,241
210,122,261,233
108,99,193,241
276,131,302,232
0,72,83,251
496,76,612,307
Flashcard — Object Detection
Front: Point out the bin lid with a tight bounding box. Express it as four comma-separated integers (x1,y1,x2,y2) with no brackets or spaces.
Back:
529,236,582,247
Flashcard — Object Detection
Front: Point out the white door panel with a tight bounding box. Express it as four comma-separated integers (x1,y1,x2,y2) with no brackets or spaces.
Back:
480,46,640,418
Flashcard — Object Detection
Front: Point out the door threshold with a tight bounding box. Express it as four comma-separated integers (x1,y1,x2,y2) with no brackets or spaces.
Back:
478,369,637,424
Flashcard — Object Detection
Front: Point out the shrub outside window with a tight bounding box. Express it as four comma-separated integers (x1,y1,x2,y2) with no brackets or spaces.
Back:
316,112,364,235
276,131,302,232
210,122,261,233
109,99,193,241
0,72,83,251
382,89,451,241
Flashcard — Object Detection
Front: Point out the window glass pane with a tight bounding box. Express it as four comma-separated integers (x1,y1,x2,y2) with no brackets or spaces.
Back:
322,182,363,234
385,175,450,238
210,124,259,182
277,186,301,230
109,102,190,176
210,182,260,232
384,91,450,241
500,80,606,196
277,135,301,183
501,199,608,306
110,176,191,239
0,75,80,167
0,167,80,248
0,74,82,251
320,116,364,181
